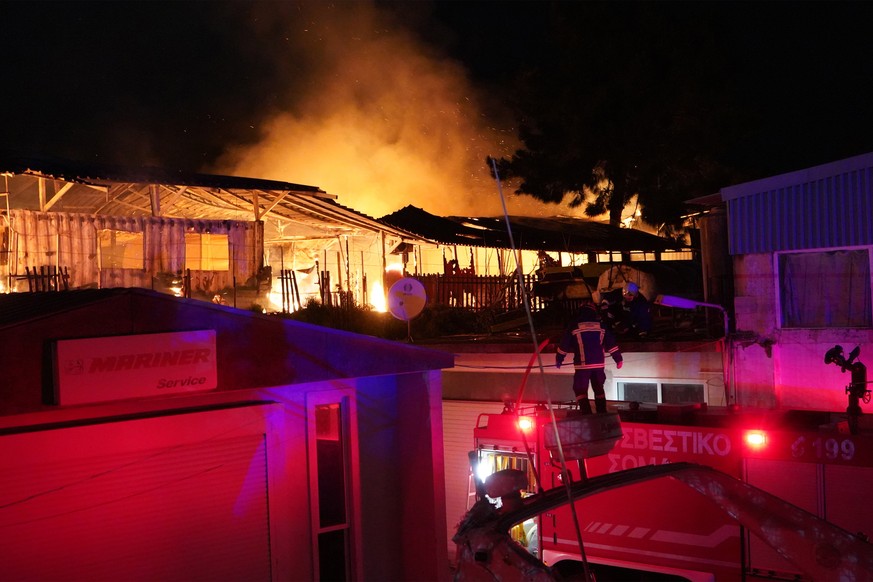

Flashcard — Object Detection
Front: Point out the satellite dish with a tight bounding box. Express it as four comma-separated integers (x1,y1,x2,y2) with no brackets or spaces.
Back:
387,277,427,322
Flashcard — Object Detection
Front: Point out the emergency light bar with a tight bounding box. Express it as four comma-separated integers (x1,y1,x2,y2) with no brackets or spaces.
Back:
744,430,768,449
517,417,534,432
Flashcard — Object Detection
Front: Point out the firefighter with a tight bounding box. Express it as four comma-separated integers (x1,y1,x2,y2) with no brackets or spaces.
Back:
598,288,624,331
555,301,623,414
622,281,653,337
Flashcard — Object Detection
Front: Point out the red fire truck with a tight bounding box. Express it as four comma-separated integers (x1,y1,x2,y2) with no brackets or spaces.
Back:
457,403,873,581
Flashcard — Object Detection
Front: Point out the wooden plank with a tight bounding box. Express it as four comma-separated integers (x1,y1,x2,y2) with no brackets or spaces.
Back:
38,178,46,211
43,182,74,211
149,184,161,216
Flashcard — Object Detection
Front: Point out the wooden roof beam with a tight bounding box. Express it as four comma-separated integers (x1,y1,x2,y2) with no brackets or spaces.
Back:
258,190,290,218
38,178,46,211
190,187,255,214
43,181,74,212
161,185,189,211
149,184,161,216
95,184,149,214
221,189,338,226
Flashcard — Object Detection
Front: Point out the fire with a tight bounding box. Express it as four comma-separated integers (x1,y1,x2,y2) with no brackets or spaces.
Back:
372,280,386,312
372,262,405,312
268,287,288,313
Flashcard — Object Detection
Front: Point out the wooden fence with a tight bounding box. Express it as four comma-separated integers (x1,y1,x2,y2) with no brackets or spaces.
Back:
415,273,544,312
22,265,70,292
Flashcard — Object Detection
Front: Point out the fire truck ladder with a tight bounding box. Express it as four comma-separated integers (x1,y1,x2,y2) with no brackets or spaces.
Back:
454,462,873,581
490,158,597,580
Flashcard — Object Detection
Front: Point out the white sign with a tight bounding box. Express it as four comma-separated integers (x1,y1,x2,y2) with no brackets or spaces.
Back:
54,330,218,405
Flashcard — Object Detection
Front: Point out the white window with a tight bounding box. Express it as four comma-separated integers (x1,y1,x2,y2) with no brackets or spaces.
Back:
778,249,872,328
615,379,706,404
597,251,623,263
628,251,657,262
660,250,694,261
98,229,144,269
184,233,229,271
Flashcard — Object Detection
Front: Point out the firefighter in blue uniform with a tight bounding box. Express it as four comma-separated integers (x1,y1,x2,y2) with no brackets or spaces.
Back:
621,281,653,337
555,302,623,414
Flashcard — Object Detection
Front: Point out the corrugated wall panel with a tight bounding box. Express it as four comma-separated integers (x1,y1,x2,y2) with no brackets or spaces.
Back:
727,164,873,255
8,209,262,292
0,433,271,581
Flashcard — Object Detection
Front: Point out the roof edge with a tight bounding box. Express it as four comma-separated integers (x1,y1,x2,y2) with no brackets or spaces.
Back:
720,151,873,201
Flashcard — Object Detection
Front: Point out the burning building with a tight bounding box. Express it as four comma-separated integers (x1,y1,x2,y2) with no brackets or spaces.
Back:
0,154,431,311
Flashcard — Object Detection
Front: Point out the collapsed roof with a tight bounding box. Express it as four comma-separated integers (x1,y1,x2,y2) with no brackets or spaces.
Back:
378,205,686,253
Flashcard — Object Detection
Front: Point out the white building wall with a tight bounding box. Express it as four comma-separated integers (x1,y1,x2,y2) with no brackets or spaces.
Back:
445,350,725,405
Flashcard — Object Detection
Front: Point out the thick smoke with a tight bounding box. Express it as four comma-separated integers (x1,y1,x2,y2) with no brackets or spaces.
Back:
215,1,585,219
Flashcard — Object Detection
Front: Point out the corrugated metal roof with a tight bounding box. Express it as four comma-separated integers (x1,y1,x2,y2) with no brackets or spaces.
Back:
378,205,685,253
1,153,324,194
721,152,873,254
1,153,426,243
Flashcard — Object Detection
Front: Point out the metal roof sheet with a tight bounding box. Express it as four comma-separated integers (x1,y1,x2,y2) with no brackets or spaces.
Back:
1,153,323,194
378,205,686,253
720,152,873,254
1,153,425,243
721,152,873,202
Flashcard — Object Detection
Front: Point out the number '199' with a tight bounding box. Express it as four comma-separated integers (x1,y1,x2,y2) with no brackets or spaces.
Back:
791,436,855,461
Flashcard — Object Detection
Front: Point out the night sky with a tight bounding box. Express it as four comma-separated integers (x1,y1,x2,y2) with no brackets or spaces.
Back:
4,1,873,217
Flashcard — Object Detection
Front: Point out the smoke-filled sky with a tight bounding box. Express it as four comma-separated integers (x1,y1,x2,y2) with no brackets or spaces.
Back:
4,1,873,220
2,1,544,218
214,2,532,217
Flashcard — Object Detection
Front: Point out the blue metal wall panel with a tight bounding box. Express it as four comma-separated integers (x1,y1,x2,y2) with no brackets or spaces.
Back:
725,157,873,255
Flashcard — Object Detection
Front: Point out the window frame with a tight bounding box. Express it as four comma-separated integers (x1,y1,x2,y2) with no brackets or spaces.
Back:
614,377,708,405
184,232,230,271
97,229,145,270
776,246,873,330
306,389,362,581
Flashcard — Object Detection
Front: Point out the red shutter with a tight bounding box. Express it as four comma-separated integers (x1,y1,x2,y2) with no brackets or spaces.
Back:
1,433,270,581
